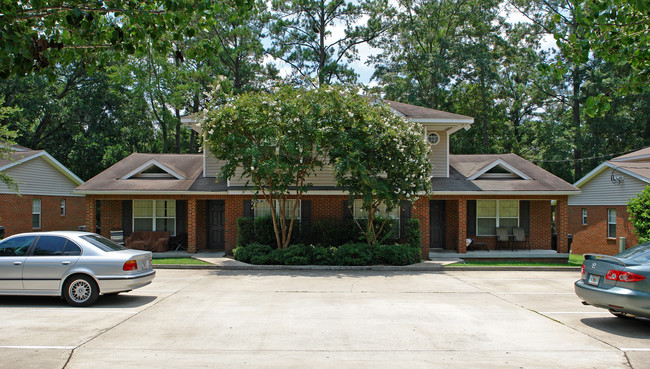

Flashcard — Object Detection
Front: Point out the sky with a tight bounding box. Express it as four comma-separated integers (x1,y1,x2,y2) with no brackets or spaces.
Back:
267,3,557,87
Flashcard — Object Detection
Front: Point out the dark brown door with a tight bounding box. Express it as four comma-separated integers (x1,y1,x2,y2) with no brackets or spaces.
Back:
430,200,446,249
207,200,225,249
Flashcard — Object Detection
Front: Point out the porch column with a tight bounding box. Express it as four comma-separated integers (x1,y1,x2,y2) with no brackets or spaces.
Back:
457,199,467,253
187,198,198,253
85,196,96,233
556,196,569,253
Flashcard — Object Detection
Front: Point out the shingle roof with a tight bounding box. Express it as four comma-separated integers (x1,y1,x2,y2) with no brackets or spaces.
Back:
385,100,474,121
612,147,650,161
0,149,43,169
431,154,579,193
76,153,203,193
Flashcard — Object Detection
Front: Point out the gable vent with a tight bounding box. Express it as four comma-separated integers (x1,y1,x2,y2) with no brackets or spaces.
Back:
121,159,185,180
467,159,531,180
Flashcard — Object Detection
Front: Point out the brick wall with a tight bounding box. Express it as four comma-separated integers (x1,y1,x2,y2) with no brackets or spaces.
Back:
0,194,85,237
569,205,638,255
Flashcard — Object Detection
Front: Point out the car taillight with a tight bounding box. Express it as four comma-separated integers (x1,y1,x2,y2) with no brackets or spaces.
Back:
605,270,646,282
581,264,585,276
123,260,138,271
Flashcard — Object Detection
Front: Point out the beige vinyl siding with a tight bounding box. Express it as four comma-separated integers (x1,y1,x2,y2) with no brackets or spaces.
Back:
204,151,226,178
229,163,338,187
428,130,448,178
0,157,81,196
569,170,648,206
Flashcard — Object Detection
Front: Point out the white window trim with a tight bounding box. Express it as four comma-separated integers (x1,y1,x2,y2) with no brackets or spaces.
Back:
476,199,520,236
607,208,616,238
581,208,587,225
60,199,66,216
253,200,301,220
132,200,177,235
32,198,41,229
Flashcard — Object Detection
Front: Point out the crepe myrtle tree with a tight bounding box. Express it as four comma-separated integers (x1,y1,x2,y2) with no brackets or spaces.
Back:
203,85,345,248
328,99,432,246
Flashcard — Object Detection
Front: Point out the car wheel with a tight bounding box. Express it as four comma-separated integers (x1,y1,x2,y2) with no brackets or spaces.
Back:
609,310,635,319
63,275,99,307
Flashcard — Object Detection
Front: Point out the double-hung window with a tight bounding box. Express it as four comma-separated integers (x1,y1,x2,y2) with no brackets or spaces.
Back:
254,200,301,220
607,209,616,238
353,199,400,238
133,200,176,235
581,208,587,225
476,200,519,236
60,199,66,216
32,198,41,229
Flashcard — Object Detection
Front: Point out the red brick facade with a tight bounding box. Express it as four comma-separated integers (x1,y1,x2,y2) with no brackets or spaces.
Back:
569,205,639,255
85,193,569,258
0,194,85,237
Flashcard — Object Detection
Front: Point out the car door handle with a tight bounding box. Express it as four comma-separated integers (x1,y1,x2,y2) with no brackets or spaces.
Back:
13,261,22,266
61,261,71,265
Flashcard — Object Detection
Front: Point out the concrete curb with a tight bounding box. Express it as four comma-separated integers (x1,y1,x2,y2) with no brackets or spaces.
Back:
153,264,581,272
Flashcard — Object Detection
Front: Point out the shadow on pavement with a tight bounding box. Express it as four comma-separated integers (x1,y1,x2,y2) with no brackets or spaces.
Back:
580,316,650,339
0,294,157,309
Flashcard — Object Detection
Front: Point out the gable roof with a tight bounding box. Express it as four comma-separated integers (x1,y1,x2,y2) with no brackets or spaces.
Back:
0,148,84,186
385,100,474,122
75,153,203,194
574,147,650,187
432,154,579,195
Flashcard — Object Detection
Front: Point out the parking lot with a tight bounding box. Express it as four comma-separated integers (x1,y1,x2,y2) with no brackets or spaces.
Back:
1,269,648,368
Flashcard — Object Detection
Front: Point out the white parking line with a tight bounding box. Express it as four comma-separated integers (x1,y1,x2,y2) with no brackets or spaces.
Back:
621,348,650,352
0,345,76,350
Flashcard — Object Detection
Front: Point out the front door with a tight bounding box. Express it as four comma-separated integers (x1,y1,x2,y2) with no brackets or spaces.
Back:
429,200,446,249
207,200,225,250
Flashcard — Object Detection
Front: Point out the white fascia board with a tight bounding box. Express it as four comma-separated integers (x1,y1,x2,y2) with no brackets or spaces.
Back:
410,118,475,124
2,151,84,185
467,158,532,181
572,162,649,187
121,159,185,180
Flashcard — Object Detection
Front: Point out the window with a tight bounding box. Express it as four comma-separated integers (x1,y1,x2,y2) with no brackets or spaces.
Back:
0,235,36,256
32,198,41,229
476,200,519,236
133,200,176,235
253,200,301,220
581,208,587,225
607,208,616,238
60,199,66,216
353,199,400,237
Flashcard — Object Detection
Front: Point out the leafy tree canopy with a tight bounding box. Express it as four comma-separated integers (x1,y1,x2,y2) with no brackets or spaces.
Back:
0,0,253,78
628,185,650,243
203,85,431,247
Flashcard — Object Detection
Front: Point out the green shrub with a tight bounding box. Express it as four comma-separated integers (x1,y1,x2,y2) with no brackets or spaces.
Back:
312,245,336,265
311,218,358,246
254,216,276,247
628,185,650,243
335,242,373,266
282,244,312,265
405,218,421,249
233,243,273,263
373,244,422,266
237,217,255,246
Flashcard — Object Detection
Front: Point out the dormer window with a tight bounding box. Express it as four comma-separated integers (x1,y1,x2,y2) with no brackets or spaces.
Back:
427,132,440,145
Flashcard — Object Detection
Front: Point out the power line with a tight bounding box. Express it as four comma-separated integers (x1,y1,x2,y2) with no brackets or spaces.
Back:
528,147,648,164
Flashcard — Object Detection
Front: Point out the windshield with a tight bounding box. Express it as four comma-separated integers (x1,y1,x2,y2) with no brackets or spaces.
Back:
616,242,650,262
81,234,128,252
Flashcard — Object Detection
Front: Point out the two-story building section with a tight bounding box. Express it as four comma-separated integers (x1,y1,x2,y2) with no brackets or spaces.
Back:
75,100,579,256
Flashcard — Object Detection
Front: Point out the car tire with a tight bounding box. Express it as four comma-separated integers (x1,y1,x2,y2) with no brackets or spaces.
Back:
63,275,99,307
609,310,635,319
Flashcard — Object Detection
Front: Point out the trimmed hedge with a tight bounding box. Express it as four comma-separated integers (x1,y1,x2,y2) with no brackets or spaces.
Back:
233,242,422,266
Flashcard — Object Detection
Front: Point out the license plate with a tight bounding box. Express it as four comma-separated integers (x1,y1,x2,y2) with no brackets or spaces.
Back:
588,274,601,286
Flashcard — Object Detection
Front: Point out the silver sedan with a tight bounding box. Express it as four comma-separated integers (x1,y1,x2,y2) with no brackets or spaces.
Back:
575,241,650,319
0,231,155,306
